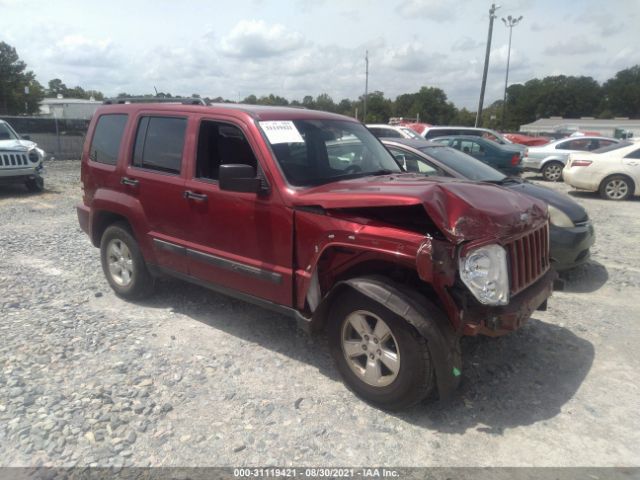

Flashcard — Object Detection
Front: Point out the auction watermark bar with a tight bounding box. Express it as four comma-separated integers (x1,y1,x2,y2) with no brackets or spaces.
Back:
0,467,637,480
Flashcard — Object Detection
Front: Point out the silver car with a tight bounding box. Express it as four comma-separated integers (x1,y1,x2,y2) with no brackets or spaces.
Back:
522,135,619,181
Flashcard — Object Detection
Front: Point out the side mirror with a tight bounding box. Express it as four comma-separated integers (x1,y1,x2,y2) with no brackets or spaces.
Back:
219,164,262,194
21,134,31,140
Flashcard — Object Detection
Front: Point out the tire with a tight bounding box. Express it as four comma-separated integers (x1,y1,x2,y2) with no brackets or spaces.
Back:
100,222,154,299
25,176,44,192
542,161,564,182
328,289,434,410
599,175,633,201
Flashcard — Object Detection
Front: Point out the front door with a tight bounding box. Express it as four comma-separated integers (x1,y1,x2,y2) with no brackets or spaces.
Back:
181,117,294,307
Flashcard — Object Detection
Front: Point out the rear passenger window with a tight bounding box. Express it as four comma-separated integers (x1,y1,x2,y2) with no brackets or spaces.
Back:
89,114,128,165
132,116,186,174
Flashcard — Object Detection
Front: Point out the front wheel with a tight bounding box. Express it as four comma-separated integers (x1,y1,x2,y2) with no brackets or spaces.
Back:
100,222,154,299
25,176,44,192
542,161,564,182
328,289,434,410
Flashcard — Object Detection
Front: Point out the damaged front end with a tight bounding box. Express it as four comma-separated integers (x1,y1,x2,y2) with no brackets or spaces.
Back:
292,177,555,337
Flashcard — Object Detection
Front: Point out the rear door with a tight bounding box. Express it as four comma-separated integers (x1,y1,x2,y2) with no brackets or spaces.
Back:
181,116,294,307
122,114,191,273
623,146,640,188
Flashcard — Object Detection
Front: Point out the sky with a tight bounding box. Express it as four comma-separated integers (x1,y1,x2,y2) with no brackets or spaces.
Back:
1,0,639,109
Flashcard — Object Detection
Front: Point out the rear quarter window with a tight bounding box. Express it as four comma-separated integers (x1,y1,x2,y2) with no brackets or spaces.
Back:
89,114,128,165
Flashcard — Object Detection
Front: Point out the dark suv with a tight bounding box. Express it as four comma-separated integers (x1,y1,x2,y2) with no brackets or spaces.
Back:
78,103,555,409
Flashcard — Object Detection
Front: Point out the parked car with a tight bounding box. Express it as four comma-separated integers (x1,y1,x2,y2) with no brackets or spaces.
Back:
382,138,595,271
77,103,554,410
522,136,619,182
429,135,524,175
503,133,550,147
366,124,423,140
422,126,524,150
0,119,46,192
563,139,640,201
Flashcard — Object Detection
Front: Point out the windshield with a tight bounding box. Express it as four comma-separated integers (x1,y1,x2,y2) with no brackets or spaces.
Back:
419,146,505,182
261,119,401,187
0,123,19,141
593,141,630,154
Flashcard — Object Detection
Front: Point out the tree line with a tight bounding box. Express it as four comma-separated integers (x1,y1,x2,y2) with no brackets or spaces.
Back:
1,40,638,131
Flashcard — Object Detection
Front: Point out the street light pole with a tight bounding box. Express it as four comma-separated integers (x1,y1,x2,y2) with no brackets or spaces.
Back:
475,3,500,127
363,50,369,122
501,15,523,131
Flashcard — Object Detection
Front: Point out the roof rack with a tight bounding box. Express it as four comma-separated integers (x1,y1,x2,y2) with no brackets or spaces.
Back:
103,97,208,106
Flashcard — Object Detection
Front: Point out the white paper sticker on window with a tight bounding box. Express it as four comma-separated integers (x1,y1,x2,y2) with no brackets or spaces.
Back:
259,121,304,144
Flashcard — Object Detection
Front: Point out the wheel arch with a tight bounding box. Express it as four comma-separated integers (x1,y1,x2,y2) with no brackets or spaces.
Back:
314,275,461,400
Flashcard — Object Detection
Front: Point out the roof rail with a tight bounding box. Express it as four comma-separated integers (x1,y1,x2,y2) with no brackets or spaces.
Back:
103,97,208,106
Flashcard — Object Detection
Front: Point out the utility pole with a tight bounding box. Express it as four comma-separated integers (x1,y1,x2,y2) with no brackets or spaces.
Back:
363,50,369,123
501,15,523,131
475,3,500,127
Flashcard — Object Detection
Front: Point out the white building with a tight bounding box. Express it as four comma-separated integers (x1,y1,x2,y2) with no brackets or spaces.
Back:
39,98,103,120
520,117,640,138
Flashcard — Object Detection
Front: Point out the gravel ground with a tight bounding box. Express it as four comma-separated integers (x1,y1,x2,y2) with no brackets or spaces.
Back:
0,161,638,468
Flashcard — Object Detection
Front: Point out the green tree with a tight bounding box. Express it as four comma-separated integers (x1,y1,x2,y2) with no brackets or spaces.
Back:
393,87,455,124
0,41,44,114
602,65,640,118
47,78,68,98
314,93,336,112
361,91,392,123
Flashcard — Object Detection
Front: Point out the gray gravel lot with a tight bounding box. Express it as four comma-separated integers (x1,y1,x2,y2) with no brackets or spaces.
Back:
0,161,639,467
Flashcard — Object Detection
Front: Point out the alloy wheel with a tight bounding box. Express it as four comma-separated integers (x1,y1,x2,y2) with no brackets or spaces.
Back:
106,239,134,287
341,310,401,387
604,179,629,200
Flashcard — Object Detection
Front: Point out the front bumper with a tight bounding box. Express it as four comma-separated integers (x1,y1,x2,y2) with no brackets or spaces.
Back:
550,222,595,271
460,268,556,337
0,165,39,178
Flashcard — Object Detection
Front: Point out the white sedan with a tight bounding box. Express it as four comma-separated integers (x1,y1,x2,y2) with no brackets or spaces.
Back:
563,140,640,200
522,136,619,181
366,124,423,140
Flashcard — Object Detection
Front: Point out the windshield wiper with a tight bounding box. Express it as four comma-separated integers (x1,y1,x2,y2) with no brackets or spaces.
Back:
367,169,397,176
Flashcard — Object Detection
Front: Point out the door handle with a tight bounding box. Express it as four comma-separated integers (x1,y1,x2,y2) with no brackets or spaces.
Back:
184,190,208,201
121,177,139,186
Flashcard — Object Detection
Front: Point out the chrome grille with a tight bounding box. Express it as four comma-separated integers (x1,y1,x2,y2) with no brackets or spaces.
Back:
506,223,550,295
0,152,29,168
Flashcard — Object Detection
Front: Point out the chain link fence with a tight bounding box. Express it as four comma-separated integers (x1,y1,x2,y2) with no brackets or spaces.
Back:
1,116,89,160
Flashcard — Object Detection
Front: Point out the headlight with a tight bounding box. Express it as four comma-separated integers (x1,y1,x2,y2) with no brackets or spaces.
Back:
28,149,40,163
548,204,574,228
459,244,509,306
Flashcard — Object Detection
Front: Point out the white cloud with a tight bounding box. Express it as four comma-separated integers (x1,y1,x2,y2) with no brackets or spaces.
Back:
543,37,605,56
220,20,306,59
396,0,462,21
452,36,483,52
44,35,120,68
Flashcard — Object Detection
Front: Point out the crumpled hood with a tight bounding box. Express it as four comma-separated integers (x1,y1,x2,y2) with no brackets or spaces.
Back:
292,174,548,243
0,139,36,151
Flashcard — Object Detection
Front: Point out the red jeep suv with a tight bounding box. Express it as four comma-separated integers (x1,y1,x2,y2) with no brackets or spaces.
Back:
77,102,554,409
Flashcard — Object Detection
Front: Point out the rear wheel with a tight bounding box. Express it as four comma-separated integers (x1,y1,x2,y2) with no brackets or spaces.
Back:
599,175,633,201
328,289,434,410
542,161,564,182
100,222,154,299
25,176,44,192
